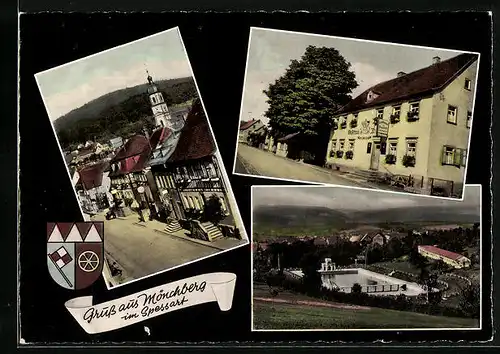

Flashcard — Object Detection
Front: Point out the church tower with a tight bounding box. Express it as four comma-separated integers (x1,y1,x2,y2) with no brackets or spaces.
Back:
146,70,184,131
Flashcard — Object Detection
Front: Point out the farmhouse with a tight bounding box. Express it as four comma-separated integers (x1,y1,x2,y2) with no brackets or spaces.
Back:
325,54,478,197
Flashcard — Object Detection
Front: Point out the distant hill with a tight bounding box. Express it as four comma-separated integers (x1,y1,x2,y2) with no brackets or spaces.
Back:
253,204,480,238
50,77,197,152
53,77,196,134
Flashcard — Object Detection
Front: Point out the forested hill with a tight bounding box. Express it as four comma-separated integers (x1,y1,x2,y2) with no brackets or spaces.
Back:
53,77,197,149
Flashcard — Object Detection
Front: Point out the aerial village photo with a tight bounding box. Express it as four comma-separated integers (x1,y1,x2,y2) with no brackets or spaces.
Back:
251,185,482,330
235,28,479,200
35,28,248,288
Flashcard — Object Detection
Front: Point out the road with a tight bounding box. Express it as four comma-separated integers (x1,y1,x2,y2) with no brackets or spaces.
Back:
235,143,374,188
95,214,224,284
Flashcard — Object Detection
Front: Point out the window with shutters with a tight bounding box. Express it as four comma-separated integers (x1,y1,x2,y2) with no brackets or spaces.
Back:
367,142,372,154
441,146,465,167
447,105,458,125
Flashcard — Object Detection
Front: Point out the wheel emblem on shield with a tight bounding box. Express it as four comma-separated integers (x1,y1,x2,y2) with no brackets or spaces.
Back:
47,222,104,290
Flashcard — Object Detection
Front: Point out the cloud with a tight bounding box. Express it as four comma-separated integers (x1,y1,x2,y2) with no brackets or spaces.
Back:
253,186,481,211
38,59,192,120
350,62,394,97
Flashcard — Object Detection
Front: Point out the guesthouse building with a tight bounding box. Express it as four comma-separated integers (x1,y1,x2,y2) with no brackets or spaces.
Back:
418,245,471,269
325,54,479,197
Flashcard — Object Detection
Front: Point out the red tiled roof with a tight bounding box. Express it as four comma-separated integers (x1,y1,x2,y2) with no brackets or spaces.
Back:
167,99,216,162
111,135,150,162
77,161,109,190
149,127,173,150
339,53,478,114
240,119,258,130
419,245,465,261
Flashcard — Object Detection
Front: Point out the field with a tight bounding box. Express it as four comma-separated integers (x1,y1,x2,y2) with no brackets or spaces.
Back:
252,283,479,330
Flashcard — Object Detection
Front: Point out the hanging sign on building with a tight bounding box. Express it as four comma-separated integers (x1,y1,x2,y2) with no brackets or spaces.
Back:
348,119,376,137
376,119,389,138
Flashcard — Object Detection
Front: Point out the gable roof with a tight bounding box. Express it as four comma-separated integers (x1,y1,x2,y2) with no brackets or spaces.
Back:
338,53,478,114
77,161,109,190
278,131,301,142
167,99,216,162
111,135,150,162
419,245,466,262
240,119,259,130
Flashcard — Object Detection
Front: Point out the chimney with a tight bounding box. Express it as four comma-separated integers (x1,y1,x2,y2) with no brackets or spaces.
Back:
432,56,441,64
397,71,406,78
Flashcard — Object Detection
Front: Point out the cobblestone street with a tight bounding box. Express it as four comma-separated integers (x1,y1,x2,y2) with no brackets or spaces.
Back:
93,213,247,286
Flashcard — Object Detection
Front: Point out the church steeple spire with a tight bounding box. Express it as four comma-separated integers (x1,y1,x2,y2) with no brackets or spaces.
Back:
145,69,185,131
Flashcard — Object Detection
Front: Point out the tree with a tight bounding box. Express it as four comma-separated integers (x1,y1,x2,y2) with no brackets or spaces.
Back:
351,283,362,294
458,283,480,318
263,45,358,165
299,251,322,294
201,194,226,225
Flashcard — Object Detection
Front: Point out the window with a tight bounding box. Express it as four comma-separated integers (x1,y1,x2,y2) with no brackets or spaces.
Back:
442,146,455,165
194,196,201,210
409,101,420,113
406,139,417,157
366,142,372,154
340,116,347,129
331,139,337,151
182,195,189,208
188,196,195,209
441,146,467,167
467,111,472,128
155,176,163,189
392,105,401,116
205,162,217,178
389,141,398,156
447,105,458,124
339,139,345,150
348,139,355,151
407,101,420,121
464,78,472,90
376,108,384,119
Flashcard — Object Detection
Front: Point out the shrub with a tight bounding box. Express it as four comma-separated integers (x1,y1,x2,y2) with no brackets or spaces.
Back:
385,154,396,164
336,150,344,158
402,155,416,167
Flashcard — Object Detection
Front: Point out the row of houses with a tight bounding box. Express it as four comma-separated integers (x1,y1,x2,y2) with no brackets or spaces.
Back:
240,54,479,197
71,72,240,242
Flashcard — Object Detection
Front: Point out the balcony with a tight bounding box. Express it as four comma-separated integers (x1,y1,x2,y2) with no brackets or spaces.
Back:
407,110,419,122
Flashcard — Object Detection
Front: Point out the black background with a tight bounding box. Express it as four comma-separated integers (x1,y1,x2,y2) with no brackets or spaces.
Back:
17,12,493,345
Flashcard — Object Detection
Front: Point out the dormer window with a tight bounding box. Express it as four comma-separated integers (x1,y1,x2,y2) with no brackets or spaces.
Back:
366,90,380,103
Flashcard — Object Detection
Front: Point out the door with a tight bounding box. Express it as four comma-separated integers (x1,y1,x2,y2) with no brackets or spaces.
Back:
370,142,381,170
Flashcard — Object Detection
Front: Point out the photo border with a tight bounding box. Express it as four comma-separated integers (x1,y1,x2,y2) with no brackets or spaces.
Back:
250,183,484,332
233,27,482,202
33,26,249,291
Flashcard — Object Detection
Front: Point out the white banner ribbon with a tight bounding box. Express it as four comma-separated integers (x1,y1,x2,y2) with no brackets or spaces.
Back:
64,272,237,334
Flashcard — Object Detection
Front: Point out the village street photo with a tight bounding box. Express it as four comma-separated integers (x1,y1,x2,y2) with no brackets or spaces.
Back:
251,185,482,330
235,28,480,200
35,28,248,289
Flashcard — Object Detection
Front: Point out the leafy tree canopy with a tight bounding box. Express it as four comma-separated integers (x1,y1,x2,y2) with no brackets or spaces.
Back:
263,45,358,140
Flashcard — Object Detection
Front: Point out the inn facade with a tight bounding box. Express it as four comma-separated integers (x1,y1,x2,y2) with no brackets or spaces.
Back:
325,54,478,197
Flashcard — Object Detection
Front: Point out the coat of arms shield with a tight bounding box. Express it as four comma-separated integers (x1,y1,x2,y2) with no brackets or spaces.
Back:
47,222,104,290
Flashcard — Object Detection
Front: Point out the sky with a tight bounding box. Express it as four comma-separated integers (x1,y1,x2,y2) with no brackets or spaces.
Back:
252,185,481,212
35,28,193,120
241,28,471,125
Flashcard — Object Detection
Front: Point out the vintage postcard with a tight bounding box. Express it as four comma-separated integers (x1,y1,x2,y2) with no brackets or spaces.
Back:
35,27,248,289
234,27,480,200
251,184,482,330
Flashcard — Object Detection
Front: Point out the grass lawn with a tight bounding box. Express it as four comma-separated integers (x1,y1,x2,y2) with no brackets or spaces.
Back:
253,285,478,330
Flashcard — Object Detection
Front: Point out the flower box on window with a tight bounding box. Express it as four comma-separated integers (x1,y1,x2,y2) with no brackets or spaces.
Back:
332,122,338,130
336,150,344,158
350,119,358,128
340,122,347,129
390,113,400,124
329,150,335,158
385,154,397,165
345,150,354,160
402,154,416,167
407,111,419,121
